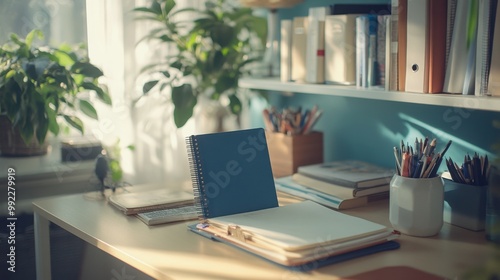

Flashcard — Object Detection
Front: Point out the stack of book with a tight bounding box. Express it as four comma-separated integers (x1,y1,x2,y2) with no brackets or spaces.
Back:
108,188,198,226
275,160,395,210
281,4,391,88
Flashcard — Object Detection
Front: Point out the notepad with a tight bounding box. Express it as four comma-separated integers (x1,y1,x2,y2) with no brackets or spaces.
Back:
186,128,278,219
108,189,194,215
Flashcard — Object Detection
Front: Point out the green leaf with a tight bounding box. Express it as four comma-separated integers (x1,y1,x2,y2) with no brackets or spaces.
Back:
163,0,176,16
172,83,197,128
133,7,158,14
79,99,98,120
150,0,163,15
210,24,234,48
228,94,242,115
215,74,237,94
35,113,49,144
171,83,195,107
25,29,43,48
19,121,34,144
126,144,135,151
207,50,224,72
173,105,194,128
71,62,103,78
80,82,112,105
53,49,76,67
109,159,123,182
63,115,84,134
46,105,59,135
143,80,159,94
170,61,183,70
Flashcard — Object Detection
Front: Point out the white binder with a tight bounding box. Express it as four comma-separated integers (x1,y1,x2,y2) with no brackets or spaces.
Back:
405,0,429,93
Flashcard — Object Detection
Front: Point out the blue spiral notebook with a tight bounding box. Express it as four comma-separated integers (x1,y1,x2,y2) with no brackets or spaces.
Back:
185,128,399,270
186,128,278,219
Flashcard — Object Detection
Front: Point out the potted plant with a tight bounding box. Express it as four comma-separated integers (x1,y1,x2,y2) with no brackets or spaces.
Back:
0,29,111,156
134,0,267,130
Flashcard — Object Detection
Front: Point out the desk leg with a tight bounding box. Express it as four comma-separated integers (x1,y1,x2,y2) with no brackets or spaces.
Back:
34,211,52,280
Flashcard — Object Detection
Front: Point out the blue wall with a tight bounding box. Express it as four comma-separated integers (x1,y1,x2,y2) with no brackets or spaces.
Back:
258,93,500,171
248,0,500,171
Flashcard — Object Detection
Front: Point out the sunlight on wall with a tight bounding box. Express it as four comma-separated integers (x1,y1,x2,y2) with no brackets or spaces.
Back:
380,113,496,167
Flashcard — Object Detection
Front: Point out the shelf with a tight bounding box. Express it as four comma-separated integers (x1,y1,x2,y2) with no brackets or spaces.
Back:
239,77,500,112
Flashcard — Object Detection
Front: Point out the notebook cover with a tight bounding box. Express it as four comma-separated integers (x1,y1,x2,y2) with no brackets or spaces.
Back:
188,223,400,271
186,128,278,219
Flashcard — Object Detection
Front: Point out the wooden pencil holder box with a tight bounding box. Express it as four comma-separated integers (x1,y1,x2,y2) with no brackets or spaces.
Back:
265,131,324,178
443,178,487,231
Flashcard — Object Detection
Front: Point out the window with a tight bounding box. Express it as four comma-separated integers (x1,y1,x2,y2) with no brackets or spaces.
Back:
0,0,87,46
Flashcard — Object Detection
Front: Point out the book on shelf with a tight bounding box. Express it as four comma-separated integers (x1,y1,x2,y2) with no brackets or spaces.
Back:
356,14,386,88
356,15,369,88
297,160,395,189
291,16,308,82
388,0,400,91
108,188,194,215
280,19,293,82
427,0,447,93
443,0,470,93
329,3,391,15
475,0,498,96
397,0,407,92
488,1,500,96
462,0,480,95
185,128,399,270
377,15,390,89
292,172,390,198
275,176,370,210
324,14,359,85
305,7,327,84
136,205,198,226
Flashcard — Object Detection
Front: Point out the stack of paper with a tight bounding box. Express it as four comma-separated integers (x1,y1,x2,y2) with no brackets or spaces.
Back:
193,201,399,267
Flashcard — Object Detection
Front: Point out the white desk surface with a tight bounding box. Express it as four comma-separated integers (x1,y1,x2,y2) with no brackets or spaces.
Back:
33,191,494,280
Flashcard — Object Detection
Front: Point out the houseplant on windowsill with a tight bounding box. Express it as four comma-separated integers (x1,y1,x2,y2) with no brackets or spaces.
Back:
0,29,111,156
134,0,266,130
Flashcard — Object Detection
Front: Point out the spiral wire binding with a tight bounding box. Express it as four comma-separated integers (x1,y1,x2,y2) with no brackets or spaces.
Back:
186,135,209,221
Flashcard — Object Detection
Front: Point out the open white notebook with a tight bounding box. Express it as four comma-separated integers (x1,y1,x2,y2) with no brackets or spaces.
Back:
197,201,398,266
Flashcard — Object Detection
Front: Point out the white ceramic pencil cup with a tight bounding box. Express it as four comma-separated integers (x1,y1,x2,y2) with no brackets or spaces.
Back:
389,175,444,237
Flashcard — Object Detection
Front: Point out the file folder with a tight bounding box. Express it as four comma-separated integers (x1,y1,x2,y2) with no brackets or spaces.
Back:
405,0,429,93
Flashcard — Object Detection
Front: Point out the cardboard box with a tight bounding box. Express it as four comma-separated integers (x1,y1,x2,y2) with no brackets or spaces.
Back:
265,131,323,178
443,179,487,231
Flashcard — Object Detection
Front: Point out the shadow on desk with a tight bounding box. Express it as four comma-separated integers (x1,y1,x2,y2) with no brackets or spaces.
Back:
342,266,445,279
0,213,84,280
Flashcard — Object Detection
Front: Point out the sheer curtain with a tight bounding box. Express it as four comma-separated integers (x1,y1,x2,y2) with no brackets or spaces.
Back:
85,0,205,188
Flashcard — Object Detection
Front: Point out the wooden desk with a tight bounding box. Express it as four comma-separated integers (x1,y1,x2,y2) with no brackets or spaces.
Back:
33,192,493,280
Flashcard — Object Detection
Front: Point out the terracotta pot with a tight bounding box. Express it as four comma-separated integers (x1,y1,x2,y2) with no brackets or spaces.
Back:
0,116,48,156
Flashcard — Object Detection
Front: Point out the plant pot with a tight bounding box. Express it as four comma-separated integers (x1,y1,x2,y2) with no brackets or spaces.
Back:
0,116,48,157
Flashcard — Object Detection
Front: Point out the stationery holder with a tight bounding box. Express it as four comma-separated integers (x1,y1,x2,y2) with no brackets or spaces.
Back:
443,179,487,231
265,131,323,178
389,175,444,237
